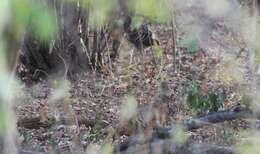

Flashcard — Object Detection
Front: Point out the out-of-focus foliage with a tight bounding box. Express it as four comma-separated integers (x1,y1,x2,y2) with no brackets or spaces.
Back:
241,93,253,108
237,132,260,154
100,142,113,154
241,15,260,50
154,46,164,58
187,81,224,115
11,0,30,39
204,0,232,18
172,126,188,144
0,0,10,69
50,80,70,102
179,25,200,53
0,2,57,152
131,16,144,28
214,53,246,85
0,104,6,135
119,94,138,122
231,3,260,75
0,0,10,33
11,0,56,41
129,0,171,24
82,0,118,27
86,144,100,154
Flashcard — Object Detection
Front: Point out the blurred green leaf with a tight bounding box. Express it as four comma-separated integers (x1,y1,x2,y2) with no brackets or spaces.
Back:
0,103,6,135
11,0,31,38
50,80,70,102
119,94,138,121
237,135,260,154
11,0,57,41
154,46,164,58
101,142,113,154
11,0,57,40
86,144,99,154
241,94,253,108
130,0,170,23
172,127,188,144
82,0,91,8
30,3,57,41
132,16,144,28
89,0,118,27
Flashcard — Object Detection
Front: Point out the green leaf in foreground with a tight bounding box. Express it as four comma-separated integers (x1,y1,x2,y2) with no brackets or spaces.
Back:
12,0,57,41
0,103,6,135
88,0,118,27
31,4,57,41
129,0,171,23
119,94,138,121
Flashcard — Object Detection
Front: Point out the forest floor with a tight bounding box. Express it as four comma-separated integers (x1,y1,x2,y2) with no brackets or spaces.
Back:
15,1,258,153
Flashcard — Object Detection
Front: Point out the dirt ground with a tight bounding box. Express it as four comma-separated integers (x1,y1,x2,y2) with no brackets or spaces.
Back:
15,1,256,153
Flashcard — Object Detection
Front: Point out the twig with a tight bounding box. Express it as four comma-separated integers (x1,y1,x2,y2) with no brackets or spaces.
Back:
17,115,108,129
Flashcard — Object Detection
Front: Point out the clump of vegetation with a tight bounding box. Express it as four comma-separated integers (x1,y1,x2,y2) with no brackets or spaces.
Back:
187,81,225,115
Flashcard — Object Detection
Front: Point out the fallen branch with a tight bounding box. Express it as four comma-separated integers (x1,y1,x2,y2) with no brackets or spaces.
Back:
116,105,252,153
183,104,252,130
116,139,237,154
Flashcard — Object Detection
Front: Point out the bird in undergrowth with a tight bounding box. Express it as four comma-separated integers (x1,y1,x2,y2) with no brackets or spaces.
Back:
123,16,160,50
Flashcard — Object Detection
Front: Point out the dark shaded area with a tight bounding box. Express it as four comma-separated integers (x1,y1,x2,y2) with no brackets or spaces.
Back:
18,0,160,83
19,1,91,81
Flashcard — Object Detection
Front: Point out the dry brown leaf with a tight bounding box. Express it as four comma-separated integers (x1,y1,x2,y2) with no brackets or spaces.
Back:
39,105,49,123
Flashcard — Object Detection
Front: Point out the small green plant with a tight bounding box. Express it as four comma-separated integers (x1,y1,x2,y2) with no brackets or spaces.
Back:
187,81,224,115
89,113,103,139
